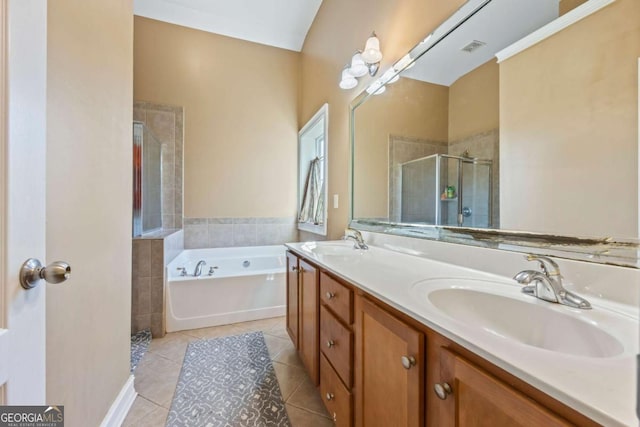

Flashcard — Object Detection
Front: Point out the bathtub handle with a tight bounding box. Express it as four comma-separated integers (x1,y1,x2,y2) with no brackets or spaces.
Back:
326,292,335,300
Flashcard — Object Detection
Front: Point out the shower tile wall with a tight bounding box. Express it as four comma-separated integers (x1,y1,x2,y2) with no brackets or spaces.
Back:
134,101,184,229
183,217,298,249
132,229,184,337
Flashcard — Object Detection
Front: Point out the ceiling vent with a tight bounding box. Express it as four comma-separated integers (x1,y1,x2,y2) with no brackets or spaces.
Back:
460,40,486,53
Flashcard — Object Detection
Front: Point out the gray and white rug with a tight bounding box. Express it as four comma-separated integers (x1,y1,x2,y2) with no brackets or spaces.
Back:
166,331,291,427
130,328,152,373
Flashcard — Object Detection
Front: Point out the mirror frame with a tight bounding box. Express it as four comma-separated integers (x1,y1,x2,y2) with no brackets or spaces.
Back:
348,0,640,268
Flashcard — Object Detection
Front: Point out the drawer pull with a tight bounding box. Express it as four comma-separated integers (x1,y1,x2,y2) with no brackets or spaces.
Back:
332,412,337,422
291,266,298,271
434,382,453,400
299,266,305,273
326,291,335,299
326,392,334,401
326,340,335,348
401,355,416,370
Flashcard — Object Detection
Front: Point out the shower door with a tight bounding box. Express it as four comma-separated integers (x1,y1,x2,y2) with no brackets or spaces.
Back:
459,160,492,228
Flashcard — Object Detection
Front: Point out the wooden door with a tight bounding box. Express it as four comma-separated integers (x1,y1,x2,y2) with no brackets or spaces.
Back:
355,296,424,427
438,348,571,427
299,258,319,384
285,251,299,348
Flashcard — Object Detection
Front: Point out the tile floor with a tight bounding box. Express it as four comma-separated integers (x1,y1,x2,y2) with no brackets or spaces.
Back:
123,316,333,426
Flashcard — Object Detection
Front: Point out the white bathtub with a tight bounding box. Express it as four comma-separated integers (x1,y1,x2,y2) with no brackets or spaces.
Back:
166,245,286,332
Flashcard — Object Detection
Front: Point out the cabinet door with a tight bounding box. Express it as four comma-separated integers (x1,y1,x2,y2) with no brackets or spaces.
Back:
438,349,571,427
285,251,299,348
299,258,319,385
355,297,424,427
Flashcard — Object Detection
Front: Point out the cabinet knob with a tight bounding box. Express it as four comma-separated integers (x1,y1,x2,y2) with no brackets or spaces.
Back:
401,355,416,369
326,392,334,401
434,382,453,400
299,266,305,273
332,412,337,422
326,340,335,348
291,266,298,271
326,291,335,299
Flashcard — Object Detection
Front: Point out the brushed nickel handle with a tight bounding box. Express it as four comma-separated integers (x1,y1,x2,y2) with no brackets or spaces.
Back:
401,355,416,370
434,382,453,400
332,412,337,422
326,392,334,401
325,291,335,299
326,340,335,348
299,266,305,273
20,258,71,289
291,266,298,271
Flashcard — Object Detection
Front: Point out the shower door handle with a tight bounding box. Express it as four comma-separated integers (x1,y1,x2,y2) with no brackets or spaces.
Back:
19,258,71,289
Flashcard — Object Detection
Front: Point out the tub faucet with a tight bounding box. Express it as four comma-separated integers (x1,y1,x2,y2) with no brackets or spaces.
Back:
193,260,207,277
343,228,368,250
513,254,591,309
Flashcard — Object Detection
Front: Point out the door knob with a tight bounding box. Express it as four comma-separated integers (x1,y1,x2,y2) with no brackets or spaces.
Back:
20,258,71,289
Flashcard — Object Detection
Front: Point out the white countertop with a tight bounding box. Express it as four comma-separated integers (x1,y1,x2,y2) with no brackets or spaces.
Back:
285,241,639,427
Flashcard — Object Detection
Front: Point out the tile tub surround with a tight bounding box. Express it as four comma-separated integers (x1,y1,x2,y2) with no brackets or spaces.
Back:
132,229,184,337
133,101,184,230
184,217,298,249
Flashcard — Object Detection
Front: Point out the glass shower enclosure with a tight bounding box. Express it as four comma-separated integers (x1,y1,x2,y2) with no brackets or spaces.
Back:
133,122,163,236
400,154,493,227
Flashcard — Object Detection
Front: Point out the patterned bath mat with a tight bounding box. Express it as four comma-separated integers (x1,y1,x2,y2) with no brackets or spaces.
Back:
130,328,152,373
166,331,291,427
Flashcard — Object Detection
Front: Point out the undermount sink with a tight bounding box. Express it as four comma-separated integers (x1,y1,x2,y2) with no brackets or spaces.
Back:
301,241,365,257
411,278,630,359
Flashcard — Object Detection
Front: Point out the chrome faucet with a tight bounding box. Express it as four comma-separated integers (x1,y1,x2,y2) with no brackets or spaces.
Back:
343,228,368,250
193,260,207,277
513,254,591,309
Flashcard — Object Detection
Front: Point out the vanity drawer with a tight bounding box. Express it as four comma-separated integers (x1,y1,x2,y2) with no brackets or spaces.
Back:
320,353,352,427
320,304,353,388
320,272,353,324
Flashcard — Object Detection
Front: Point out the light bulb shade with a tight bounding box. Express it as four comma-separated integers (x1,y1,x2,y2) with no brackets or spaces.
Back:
339,68,357,90
348,52,368,78
361,35,382,64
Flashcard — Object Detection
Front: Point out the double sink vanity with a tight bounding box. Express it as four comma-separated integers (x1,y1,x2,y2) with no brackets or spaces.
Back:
284,236,638,427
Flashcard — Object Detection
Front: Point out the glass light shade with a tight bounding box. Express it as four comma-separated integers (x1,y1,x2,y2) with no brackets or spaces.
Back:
339,68,358,90
366,80,386,95
382,68,400,84
348,52,368,77
361,35,382,64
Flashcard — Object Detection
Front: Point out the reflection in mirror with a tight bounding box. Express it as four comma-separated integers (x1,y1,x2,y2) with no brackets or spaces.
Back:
298,104,329,235
351,0,639,243
133,122,163,236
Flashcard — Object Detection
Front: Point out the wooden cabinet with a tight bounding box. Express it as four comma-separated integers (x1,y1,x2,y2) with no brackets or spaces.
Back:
299,258,319,385
354,296,424,427
285,251,299,347
435,348,571,427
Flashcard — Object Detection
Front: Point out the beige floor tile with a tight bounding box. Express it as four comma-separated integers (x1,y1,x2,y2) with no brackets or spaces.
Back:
234,316,281,332
147,332,196,363
263,334,295,359
181,323,245,340
272,342,304,369
130,405,169,427
286,404,333,427
122,396,161,426
287,373,330,417
272,361,307,401
264,317,290,340
134,353,182,408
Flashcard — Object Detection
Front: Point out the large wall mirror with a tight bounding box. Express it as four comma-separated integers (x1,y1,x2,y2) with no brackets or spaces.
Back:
350,0,639,265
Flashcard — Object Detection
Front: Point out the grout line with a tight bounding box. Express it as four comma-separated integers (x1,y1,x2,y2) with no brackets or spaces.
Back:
285,401,332,420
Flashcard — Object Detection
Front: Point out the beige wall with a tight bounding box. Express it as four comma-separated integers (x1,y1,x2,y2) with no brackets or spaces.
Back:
46,0,133,425
353,78,449,218
500,0,639,237
300,0,466,238
448,59,499,142
134,17,300,219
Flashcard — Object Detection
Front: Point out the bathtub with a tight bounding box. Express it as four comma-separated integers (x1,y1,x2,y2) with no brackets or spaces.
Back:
166,245,286,332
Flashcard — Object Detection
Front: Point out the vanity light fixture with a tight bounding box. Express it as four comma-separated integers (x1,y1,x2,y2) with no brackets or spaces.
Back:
339,31,383,90
339,65,358,90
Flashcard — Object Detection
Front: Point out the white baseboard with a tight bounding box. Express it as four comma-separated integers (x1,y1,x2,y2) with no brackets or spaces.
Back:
100,375,137,427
